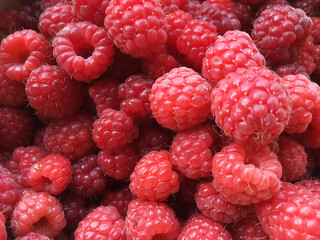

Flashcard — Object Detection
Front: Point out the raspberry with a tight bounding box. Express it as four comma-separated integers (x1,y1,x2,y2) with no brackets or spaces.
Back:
202,30,265,86
295,180,320,195
88,77,121,116
0,213,6,240
102,187,133,217
97,144,138,180
159,0,186,13
69,154,108,198
233,0,255,30
104,0,167,58
15,232,51,240
255,182,320,239
11,190,66,238
125,199,180,240
0,8,21,33
26,65,84,118
211,66,291,145
149,67,212,131
195,182,252,224
92,108,139,151
27,154,73,195
44,113,95,160
212,142,282,205
0,106,36,150
18,3,44,31
311,17,320,44
129,150,179,201
178,214,232,240
251,5,312,63
0,165,22,219
176,19,218,69
52,21,115,82
180,0,201,17
277,136,307,182
74,206,125,240
290,0,320,17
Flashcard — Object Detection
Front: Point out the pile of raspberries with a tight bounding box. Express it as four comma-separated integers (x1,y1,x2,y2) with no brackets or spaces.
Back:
1,0,320,239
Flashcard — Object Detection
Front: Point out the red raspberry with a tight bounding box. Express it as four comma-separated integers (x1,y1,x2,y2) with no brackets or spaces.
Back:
52,21,115,82
27,154,73,195
311,17,320,44
251,5,312,63
0,106,36,150
44,113,95,160
125,199,180,240
202,30,265,86
102,187,133,217
69,154,108,198
104,0,167,58
93,108,139,151
233,0,256,30
212,142,282,205
275,63,310,78
159,0,186,13
255,182,320,239
0,29,52,82
15,232,51,240
97,144,138,180
295,180,320,195
180,0,201,17
255,0,289,17
176,19,218,69
149,67,212,131
0,8,21,33
17,3,44,31
290,0,320,17
195,182,252,224
73,0,110,26
74,206,125,240
129,150,179,201
211,66,291,145
0,213,6,240
11,190,66,238
26,65,84,118
178,214,232,240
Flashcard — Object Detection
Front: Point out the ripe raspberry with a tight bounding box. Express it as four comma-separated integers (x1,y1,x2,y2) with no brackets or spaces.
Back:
159,0,186,13
211,66,291,145
129,150,179,201
11,190,66,238
93,108,139,151
149,67,212,131
290,0,320,17
15,232,51,240
0,8,21,33
69,154,108,198
295,180,320,195
125,199,180,240
98,144,138,180
74,206,125,240
0,213,6,240
26,65,83,118
176,19,218,69
102,187,133,217
180,0,201,17
0,29,52,82
233,0,255,30
0,106,36,150
202,30,265,86
212,142,282,205
311,17,320,44
52,21,115,82
88,77,121,116
255,182,320,239
104,0,167,58
195,182,252,224
251,5,313,63
44,113,95,160
178,214,232,240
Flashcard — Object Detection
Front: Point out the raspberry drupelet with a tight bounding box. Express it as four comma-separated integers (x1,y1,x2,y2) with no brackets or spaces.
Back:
52,21,115,82
104,0,168,58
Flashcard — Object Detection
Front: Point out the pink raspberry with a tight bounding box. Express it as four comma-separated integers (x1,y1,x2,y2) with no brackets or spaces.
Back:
102,187,133,217
129,150,179,201
104,0,167,58
15,232,51,240
159,0,186,13
295,180,320,195
52,21,115,82
149,67,212,131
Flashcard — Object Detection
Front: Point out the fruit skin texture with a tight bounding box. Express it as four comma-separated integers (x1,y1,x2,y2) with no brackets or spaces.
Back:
104,0,167,58
255,182,320,240
102,187,133,217
149,67,212,131
125,199,180,240
0,213,6,240
211,66,291,145
15,232,51,240
129,150,179,201
212,142,282,205
74,206,125,240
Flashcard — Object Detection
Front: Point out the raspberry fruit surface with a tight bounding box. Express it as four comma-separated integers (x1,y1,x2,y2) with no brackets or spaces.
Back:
0,213,6,240
15,232,51,240
102,187,133,217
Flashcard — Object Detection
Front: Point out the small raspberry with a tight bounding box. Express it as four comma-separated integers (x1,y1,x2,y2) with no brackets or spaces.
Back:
15,232,51,240
44,113,95,160
102,187,133,217
178,214,232,240
74,206,125,240
11,190,66,238
0,213,6,240
52,21,115,82
0,29,52,82
26,65,83,118
92,108,139,151
211,66,291,145
202,30,265,86
149,67,212,131
104,0,167,58
125,199,180,240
